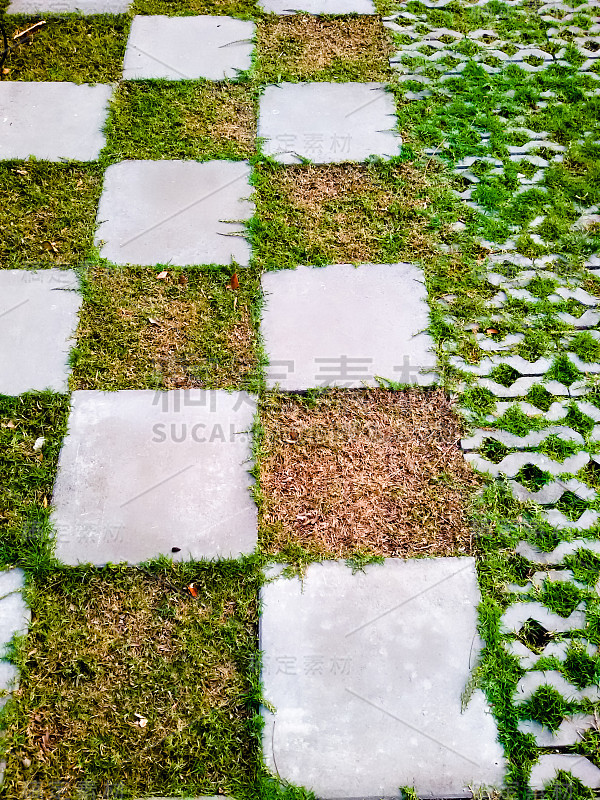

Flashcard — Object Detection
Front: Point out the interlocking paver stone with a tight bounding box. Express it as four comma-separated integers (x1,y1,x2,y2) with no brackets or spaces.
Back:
95,160,253,267
260,559,505,797
51,390,257,565
260,0,375,11
123,16,255,80
0,270,81,396
0,83,111,161
261,263,436,390
258,83,401,164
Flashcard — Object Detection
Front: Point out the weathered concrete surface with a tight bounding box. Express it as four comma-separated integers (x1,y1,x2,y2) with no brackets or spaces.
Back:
260,559,505,797
52,390,257,564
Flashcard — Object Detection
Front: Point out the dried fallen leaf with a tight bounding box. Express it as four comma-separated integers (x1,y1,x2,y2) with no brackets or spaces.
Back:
1,420,16,428
485,328,499,335
187,583,198,597
148,317,160,326
42,496,48,508
33,436,45,451
156,270,168,280
178,274,188,286
230,272,239,290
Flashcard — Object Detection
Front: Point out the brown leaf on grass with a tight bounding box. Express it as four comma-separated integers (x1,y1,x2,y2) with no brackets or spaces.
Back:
230,273,239,291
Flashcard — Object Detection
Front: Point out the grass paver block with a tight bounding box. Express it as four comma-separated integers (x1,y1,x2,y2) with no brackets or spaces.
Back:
260,559,505,796
0,83,112,161
258,82,400,164
260,0,375,13
261,263,436,389
7,0,128,11
123,16,255,80
51,389,257,564
0,568,29,717
95,160,254,267
0,270,81,396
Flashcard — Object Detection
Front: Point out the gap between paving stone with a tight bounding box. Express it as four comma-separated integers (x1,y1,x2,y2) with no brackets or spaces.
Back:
95,160,254,267
0,83,112,161
0,270,81,396
261,263,437,390
123,16,255,81
260,559,505,797
51,390,257,564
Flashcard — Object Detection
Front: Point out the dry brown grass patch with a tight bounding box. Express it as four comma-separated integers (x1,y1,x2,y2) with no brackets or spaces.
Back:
257,15,393,81
258,389,480,558
255,162,433,267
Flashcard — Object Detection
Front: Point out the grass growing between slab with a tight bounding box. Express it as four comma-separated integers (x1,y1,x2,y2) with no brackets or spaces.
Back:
105,81,257,162
0,15,129,83
256,15,393,83
251,159,434,269
0,560,260,798
255,388,481,560
71,266,262,391
130,0,256,16
0,392,69,571
0,163,102,269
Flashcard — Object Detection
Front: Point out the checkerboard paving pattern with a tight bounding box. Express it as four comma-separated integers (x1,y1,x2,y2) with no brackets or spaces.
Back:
3,0,600,792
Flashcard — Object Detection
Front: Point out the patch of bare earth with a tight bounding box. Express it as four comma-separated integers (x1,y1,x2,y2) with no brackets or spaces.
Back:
259,389,480,558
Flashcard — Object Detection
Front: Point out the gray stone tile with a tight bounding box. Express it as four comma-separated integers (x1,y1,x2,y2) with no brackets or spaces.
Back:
529,755,600,790
258,83,400,164
123,16,254,80
260,559,505,797
500,602,586,635
0,270,81,396
260,0,375,12
95,160,253,267
261,263,436,390
52,390,257,565
7,0,127,11
0,571,30,658
0,82,111,161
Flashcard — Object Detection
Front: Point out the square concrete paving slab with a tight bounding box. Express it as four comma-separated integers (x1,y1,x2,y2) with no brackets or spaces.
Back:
0,270,81,395
261,263,436,390
95,160,254,267
258,83,400,164
123,16,255,80
260,0,375,12
6,0,127,12
260,559,505,798
0,83,111,161
51,390,257,565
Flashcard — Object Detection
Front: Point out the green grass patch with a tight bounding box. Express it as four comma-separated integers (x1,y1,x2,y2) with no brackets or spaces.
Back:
0,392,69,571
71,266,263,392
0,15,129,83
130,0,256,16
104,81,257,162
1,560,260,797
0,163,102,269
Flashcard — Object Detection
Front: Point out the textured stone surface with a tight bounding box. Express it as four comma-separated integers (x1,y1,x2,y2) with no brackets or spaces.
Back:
0,270,81,396
258,83,400,164
52,390,257,565
7,0,127,11
260,0,375,13
519,715,596,746
260,559,505,797
517,538,600,565
0,82,111,161
123,16,254,80
514,671,600,704
95,160,253,267
500,602,586,635
261,263,436,390
529,755,600,790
